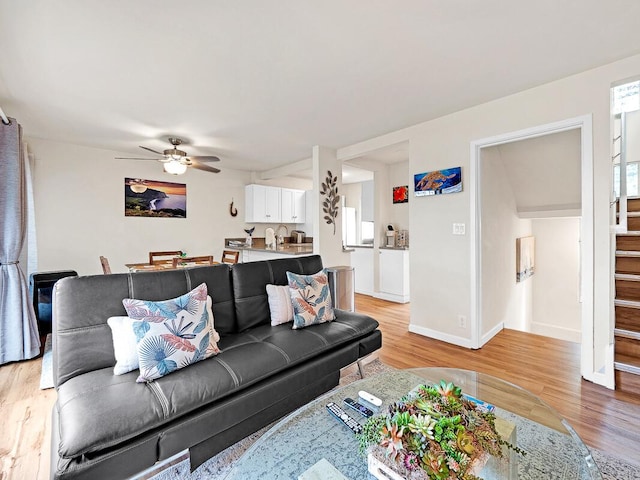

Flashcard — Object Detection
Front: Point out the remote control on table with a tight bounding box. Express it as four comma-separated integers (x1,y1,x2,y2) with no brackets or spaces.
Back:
343,397,374,418
358,390,383,407
326,402,363,434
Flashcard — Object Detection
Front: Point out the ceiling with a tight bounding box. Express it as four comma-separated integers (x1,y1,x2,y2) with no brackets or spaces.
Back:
490,129,582,214
1,1,640,173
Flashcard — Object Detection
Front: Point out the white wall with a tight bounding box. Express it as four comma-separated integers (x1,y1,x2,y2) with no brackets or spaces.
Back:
312,146,350,267
337,53,640,382
531,218,582,342
387,160,410,232
29,137,254,275
403,56,640,364
481,147,533,339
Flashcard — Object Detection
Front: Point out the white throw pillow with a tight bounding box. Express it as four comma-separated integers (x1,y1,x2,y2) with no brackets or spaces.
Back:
108,296,219,376
107,316,139,375
266,284,294,326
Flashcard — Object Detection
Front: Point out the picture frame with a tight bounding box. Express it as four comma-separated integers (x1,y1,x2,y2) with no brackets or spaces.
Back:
414,166,462,196
516,236,535,282
393,185,409,204
124,178,187,218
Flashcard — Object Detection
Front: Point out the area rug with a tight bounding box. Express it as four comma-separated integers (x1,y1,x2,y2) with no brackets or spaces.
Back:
144,360,640,480
39,333,54,390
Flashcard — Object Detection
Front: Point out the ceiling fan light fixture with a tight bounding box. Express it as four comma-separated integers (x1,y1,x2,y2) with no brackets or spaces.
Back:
164,159,188,175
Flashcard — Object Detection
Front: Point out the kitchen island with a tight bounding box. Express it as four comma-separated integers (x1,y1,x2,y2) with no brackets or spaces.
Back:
225,237,314,262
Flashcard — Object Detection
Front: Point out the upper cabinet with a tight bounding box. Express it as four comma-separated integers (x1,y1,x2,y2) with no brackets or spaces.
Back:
281,188,306,223
245,184,281,223
245,185,306,223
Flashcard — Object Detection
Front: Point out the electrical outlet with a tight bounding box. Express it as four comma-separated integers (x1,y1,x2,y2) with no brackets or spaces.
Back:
458,315,466,328
452,223,465,235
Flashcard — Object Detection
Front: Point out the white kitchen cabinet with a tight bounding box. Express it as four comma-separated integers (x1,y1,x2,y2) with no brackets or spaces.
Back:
350,247,374,296
242,250,312,262
245,184,281,223
281,188,306,223
377,248,410,303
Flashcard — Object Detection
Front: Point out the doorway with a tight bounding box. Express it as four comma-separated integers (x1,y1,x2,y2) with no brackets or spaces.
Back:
470,115,601,385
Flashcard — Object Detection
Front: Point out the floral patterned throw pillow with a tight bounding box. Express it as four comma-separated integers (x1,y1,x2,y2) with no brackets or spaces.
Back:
122,283,220,382
286,269,335,329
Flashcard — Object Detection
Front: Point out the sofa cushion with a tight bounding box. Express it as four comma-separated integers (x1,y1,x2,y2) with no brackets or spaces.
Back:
55,308,378,459
123,283,220,382
286,269,335,329
232,255,324,332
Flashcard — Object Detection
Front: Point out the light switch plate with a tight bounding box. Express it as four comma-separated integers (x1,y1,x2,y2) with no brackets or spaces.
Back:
453,223,465,235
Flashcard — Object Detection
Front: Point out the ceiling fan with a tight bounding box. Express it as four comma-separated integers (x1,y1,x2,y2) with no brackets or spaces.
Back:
116,137,220,174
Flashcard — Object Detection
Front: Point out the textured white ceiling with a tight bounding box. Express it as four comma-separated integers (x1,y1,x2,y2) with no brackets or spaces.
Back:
1,1,640,172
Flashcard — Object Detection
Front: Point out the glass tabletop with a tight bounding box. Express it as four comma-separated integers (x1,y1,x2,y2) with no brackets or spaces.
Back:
223,367,601,479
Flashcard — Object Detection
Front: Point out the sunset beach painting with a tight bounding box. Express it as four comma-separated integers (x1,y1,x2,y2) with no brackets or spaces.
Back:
124,178,187,218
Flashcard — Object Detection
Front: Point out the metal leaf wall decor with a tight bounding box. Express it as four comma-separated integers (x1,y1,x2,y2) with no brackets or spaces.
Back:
320,170,339,234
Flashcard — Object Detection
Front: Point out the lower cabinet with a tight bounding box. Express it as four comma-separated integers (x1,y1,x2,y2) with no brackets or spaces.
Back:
241,250,312,263
377,249,410,303
350,248,374,296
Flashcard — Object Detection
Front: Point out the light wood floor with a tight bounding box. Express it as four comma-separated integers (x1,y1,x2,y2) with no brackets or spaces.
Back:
2,294,640,480
355,295,640,468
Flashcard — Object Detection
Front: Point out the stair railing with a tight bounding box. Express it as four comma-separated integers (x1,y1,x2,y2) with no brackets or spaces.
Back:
614,112,628,234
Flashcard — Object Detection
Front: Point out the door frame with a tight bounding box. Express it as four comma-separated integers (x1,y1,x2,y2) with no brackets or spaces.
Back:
469,114,602,384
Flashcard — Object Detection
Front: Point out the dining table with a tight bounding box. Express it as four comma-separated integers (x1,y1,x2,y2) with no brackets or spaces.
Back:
125,259,218,272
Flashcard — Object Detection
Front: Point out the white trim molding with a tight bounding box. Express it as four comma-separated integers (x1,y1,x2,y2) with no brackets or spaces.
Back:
409,323,474,349
470,115,602,385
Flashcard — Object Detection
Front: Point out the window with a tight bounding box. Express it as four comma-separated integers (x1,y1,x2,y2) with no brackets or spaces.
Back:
614,162,639,198
613,80,640,114
361,221,374,245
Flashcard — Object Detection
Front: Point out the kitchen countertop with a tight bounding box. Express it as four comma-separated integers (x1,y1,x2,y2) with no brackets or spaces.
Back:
346,245,409,250
226,241,314,256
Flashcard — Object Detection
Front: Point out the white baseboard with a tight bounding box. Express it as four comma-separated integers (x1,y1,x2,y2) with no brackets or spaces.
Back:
373,292,410,304
408,323,473,349
531,322,581,343
355,289,374,297
480,322,504,348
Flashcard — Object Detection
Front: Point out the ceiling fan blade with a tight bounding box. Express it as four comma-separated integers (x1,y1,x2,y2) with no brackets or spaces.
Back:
191,161,220,173
139,145,164,155
190,155,220,162
115,157,160,160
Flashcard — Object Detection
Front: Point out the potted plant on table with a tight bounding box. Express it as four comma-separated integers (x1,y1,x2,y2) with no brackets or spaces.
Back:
357,381,524,480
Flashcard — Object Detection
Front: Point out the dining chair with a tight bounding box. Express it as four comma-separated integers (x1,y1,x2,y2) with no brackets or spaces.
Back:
149,250,183,264
99,256,112,274
221,250,240,264
172,255,214,268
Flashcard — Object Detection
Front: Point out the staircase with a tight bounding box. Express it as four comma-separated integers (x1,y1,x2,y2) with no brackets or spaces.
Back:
615,198,640,394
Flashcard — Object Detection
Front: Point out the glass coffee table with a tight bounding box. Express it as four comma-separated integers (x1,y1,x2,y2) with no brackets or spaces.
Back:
223,368,601,479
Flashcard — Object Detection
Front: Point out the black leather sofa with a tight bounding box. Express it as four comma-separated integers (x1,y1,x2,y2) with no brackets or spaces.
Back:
50,255,381,479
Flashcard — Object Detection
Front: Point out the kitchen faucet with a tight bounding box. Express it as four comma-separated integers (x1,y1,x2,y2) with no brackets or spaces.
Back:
276,224,288,244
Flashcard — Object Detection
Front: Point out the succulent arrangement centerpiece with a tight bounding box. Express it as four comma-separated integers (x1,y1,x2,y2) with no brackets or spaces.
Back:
358,381,524,480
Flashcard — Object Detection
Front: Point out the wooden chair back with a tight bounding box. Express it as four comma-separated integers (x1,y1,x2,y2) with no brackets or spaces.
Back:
172,255,214,268
99,256,112,274
149,250,183,264
221,250,240,264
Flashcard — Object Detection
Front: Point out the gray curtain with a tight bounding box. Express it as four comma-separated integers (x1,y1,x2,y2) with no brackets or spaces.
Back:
0,117,40,364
